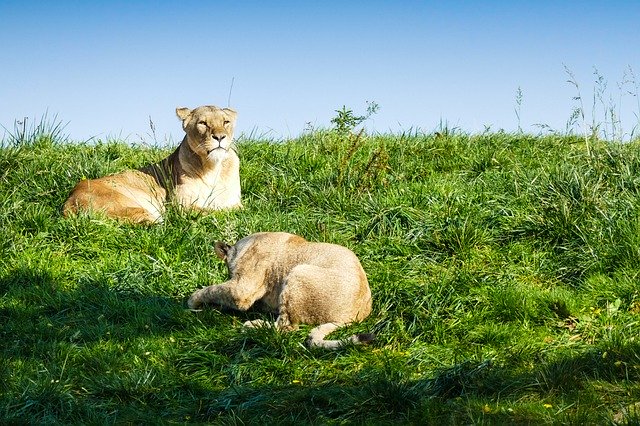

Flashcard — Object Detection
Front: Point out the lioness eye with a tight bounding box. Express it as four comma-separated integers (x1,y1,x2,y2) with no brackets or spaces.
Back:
223,120,230,126
198,121,207,126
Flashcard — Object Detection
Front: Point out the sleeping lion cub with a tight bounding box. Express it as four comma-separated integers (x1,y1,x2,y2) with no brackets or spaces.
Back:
188,232,374,349
63,105,241,223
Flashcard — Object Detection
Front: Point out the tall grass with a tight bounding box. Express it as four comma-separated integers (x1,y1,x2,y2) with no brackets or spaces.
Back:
564,65,640,145
1,110,640,423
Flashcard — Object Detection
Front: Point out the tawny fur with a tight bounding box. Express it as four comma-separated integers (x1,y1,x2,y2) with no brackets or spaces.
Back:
188,232,374,349
63,105,241,224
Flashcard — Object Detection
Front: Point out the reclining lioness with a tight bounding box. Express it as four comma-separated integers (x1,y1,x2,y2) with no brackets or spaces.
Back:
63,105,241,223
188,232,374,349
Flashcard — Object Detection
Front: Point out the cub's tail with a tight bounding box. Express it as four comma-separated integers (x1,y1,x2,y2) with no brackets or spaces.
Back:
306,323,375,350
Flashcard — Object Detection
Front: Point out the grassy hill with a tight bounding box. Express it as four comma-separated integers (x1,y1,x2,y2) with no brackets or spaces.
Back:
1,125,640,424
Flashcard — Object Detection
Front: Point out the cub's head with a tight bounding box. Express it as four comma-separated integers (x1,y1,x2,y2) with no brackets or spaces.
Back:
176,105,237,158
214,234,263,278
214,240,244,278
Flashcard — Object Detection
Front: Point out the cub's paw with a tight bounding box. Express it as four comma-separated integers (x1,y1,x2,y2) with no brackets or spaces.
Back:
243,319,271,328
187,290,203,310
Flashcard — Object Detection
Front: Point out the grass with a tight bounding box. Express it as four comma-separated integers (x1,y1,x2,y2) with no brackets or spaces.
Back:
1,121,640,424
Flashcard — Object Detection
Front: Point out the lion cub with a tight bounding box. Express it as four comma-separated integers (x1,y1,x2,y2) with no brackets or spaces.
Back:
188,232,374,349
63,105,241,224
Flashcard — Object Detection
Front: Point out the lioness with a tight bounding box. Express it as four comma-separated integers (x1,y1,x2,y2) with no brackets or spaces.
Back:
63,105,241,223
188,232,374,349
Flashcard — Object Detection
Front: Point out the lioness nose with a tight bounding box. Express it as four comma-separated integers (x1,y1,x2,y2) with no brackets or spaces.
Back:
213,134,226,142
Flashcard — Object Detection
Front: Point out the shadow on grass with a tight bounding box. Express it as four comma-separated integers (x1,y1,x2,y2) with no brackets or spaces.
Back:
0,267,194,357
182,350,640,424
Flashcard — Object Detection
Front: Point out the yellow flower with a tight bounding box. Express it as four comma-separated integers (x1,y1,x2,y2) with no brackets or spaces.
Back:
483,404,491,413
543,403,553,409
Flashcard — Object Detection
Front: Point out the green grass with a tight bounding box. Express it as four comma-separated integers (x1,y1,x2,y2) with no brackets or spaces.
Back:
2,126,640,424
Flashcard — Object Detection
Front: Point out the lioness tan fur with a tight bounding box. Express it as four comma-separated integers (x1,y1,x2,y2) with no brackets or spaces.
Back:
188,232,374,349
63,105,241,223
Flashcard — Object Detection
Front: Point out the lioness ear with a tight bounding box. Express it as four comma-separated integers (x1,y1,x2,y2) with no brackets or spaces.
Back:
214,241,231,259
175,107,192,122
222,108,237,123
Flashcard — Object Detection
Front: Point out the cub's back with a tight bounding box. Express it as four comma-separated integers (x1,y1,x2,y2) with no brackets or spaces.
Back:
295,242,364,273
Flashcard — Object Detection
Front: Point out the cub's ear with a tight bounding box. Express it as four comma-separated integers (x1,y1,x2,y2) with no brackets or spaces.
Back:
176,107,192,122
214,241,231,260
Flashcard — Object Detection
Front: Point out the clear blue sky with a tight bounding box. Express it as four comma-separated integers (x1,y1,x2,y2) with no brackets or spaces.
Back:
1,1,638,144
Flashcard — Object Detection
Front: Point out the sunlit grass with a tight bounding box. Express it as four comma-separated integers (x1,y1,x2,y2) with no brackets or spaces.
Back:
1,122,640,423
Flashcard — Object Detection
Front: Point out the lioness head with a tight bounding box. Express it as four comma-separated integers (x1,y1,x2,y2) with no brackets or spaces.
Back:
176,106,237,158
